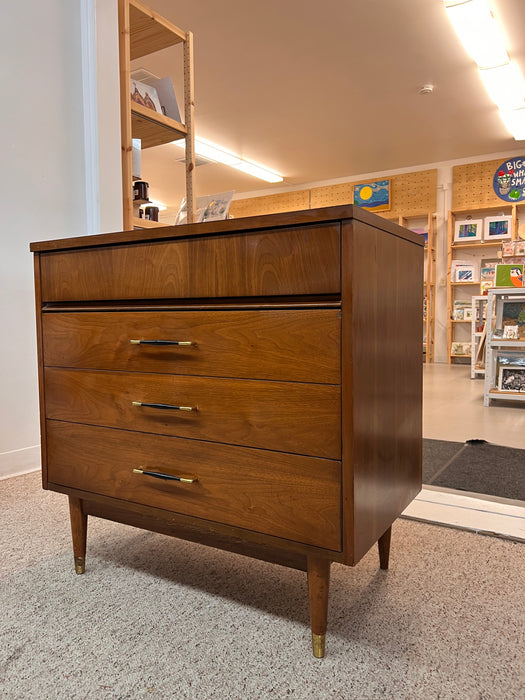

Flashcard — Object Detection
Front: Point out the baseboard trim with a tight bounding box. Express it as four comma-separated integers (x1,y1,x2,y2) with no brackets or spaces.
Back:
402,487,525,542
0,445,41,481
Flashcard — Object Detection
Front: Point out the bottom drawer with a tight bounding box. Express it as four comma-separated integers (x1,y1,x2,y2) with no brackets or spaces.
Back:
46,421,341,551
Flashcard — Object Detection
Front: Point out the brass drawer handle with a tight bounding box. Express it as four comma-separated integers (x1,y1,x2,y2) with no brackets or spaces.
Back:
132,401,196,412
133,468,198,484
130,339,194,346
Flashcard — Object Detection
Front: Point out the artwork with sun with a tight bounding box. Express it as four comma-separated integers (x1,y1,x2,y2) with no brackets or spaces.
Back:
353,180,390,212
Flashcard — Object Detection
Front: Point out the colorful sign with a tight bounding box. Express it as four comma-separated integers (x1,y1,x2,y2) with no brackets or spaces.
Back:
353,180,390,212
493,157,525,202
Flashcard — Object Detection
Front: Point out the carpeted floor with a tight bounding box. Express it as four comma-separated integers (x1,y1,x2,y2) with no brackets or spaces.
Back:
1,471,524,699
423,438,525,501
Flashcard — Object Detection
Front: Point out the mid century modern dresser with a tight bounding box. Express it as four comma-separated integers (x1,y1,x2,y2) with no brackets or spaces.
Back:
31,205,424,657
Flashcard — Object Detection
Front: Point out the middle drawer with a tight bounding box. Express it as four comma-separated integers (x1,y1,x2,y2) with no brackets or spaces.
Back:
44,368,341,459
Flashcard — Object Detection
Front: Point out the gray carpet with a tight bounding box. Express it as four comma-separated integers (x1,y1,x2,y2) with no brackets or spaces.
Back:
1,472,524,699
424,439,525,501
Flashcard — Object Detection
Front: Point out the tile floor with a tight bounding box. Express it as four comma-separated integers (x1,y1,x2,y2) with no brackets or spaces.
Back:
404,362,525,540
423,363,525,450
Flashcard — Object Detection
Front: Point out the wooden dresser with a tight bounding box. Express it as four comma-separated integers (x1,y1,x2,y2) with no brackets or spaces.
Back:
31,205,424,657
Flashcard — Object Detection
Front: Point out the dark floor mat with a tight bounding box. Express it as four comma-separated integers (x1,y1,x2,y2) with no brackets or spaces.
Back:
422,438,464,483
430,442,525,501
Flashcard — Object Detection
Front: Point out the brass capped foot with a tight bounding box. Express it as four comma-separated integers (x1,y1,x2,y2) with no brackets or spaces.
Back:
74,556,85,575
312,633,326,658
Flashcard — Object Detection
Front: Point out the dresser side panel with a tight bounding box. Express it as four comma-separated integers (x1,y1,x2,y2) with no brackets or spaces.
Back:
342,220,423,564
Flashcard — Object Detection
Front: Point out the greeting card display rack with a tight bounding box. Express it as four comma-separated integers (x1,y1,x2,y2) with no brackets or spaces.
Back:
446,205,520,364
484,287,525,406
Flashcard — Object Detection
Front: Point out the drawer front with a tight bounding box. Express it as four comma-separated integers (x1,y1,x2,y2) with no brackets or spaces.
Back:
47,421,342,551
44,368,341,459
42,309,341,383
39,225,340,301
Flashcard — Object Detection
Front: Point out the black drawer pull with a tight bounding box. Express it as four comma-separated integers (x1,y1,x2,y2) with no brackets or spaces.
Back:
130,339,194,346
133,468,198,484
132,401,196,412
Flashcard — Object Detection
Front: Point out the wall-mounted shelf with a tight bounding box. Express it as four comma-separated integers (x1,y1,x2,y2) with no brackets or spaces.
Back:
118,0,195,230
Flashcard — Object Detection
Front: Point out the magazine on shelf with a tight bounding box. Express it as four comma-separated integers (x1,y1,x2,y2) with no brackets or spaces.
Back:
130,79,162,113
152,77,181,122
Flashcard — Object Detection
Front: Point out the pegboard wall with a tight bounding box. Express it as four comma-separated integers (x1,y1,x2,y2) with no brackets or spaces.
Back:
230,169,437,219
452,158,513,210
229,190,310,218
311,170,437,216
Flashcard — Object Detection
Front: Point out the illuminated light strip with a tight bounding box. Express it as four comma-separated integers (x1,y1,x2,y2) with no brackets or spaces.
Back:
444,0,508,69
173,137,283,183
444,0,525,141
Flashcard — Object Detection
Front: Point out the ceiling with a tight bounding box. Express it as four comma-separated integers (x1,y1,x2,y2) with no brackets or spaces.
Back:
133,0,525,219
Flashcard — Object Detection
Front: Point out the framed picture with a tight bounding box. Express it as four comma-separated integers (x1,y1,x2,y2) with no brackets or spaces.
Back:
452,260,479,282
454,219,483,242
353,180,390,212
498,365,525,392
495,263,523,287
484,215,512,240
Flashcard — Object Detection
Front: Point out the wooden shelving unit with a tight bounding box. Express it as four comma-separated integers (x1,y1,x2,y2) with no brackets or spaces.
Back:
446,204,522,364
118,0,195,230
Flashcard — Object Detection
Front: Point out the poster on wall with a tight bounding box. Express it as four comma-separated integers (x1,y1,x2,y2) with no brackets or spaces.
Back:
493,157,525,203
353,180,390,212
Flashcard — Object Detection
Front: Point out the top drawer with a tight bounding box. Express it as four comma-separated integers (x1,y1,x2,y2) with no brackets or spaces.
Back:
38,224,340,302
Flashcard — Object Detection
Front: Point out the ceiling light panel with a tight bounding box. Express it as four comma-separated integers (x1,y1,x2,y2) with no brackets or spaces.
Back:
444,0,509,69
479,63,525,111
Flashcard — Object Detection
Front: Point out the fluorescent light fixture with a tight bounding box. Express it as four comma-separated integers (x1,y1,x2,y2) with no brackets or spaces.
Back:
479,63,525,111
444,0,509,69
183,138,241,166
499,108,525,141
231,159,284,183
173,137,283,183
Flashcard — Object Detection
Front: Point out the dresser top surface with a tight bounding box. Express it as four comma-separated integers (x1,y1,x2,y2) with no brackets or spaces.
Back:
30,204,425,253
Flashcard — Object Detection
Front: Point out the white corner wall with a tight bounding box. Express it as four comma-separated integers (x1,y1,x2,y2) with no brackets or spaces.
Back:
0,1,88,479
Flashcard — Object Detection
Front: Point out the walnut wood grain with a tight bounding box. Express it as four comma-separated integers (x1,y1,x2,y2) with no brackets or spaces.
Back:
38,225,340,302
47,421,342,551
42,309,341,384
340,220,422,564
68,496,87,573
31,205,424,657
44,368,341,459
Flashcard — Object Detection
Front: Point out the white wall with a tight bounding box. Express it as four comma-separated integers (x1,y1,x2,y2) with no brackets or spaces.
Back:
0,1,88,479
96,0,123,232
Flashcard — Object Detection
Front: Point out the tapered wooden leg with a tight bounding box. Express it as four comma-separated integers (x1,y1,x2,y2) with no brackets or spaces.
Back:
68,496,88,574
307,556,331,658
378,525,392,570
